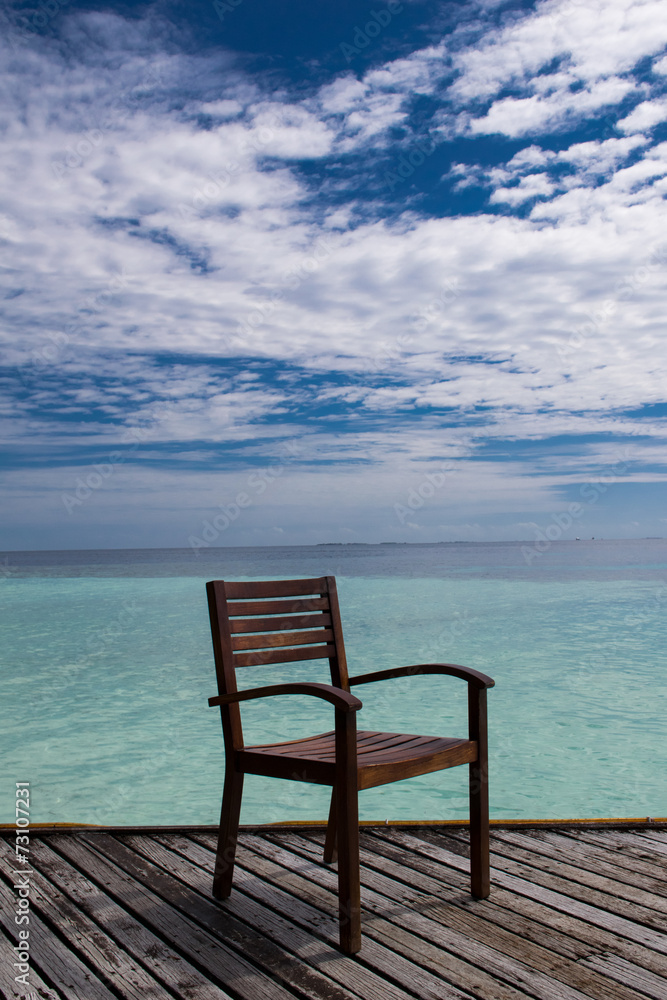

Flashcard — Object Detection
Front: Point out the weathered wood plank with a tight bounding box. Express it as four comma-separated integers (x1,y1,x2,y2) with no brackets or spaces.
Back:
123,832,382,1000
0,922,61,999
186,832,478,1000
527,829,667,886
273,831,650,1000
422,826,667,931
633,830,667,850
21,838,232,1000
240,832,596,1000
635,828,667,841
0,870,117,1000
362,828,667,979
52,834,296,1000
137,832,422,1000
575,829,667,859
483,829,667,916
378,829,667,955
0,839,176,1000
581,953,667,1000
2,826,667,1000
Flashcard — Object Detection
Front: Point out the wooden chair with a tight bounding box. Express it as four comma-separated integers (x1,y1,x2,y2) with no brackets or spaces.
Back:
206,576,494,954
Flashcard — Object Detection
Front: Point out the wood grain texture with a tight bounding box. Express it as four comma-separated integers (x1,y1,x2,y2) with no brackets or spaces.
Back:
1,825,666,1000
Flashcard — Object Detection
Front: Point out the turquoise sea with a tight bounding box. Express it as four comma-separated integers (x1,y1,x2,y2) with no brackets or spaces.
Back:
2,539,666,826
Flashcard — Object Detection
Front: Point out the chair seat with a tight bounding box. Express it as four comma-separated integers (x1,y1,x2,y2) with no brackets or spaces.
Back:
239,730,478,789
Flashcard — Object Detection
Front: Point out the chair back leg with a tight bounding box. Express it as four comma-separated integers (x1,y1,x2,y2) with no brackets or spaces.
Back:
213,769,244,899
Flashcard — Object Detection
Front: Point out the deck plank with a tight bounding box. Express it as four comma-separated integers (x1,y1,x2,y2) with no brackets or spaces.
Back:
271,831,650,1000
517,829,667,886
0,871,117,1000
1,825,666,1000
0,924,61,999
362,828,667,978
382,828,667,955
188,833,477,1000
56,833,300,1000
0,839,177,1000
239,832,587,1000
124,832,390,1000
477,829,667,916
15,838,232,1000
135,832,420,1000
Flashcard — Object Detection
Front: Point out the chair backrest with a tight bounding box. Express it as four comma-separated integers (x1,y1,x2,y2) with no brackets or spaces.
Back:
206,576,350,750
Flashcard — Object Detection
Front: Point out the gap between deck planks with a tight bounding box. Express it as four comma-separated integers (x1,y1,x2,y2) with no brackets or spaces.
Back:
0,826,666,1000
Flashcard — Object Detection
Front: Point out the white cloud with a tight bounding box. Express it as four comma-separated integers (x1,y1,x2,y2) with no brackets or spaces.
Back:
490,172,555,204
2,4,667,544
446,0,667,137
451,0,667,96
467,78,635,137
555,135,647,171
508,145,557,170
617,97,667,133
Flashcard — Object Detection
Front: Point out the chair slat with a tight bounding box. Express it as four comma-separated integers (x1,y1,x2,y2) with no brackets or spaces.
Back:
233,644,337,667
225,578,328,600
227,597,330,617
231,629,334,651
229,613,332,634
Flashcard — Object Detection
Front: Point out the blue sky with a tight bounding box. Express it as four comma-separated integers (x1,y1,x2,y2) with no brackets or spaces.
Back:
1,0,667,549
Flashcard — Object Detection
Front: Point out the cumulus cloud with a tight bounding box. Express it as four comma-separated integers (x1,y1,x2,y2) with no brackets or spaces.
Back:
617,97,667,133
1,2,667,545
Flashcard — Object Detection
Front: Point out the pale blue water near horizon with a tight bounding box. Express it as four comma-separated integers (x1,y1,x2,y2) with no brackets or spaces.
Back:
2,539,667,826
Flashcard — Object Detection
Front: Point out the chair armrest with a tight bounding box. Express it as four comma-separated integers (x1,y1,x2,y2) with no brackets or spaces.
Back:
349,663,495,689
209,682,363,713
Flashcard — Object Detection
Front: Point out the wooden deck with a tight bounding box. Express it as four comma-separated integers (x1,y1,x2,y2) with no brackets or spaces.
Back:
1,823,667,1000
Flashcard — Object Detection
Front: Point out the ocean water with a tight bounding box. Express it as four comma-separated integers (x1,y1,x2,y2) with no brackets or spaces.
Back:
2,539,666,826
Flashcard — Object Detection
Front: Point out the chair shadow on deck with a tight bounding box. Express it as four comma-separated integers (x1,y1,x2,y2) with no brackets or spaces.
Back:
206,576,494,954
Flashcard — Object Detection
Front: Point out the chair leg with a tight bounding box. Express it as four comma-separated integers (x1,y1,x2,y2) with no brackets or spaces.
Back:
469,756,490,897
335,713,361,954
212,769,244,900
323,789,337,863
337,784,361,954
468,684,490,898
